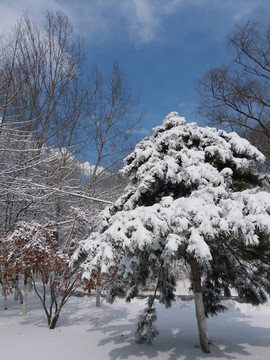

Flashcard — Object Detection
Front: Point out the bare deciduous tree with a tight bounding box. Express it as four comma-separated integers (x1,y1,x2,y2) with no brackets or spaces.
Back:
0,221,82,327
85,62,142,186
0,10,85,149
0,10,142,316
197,20,270,163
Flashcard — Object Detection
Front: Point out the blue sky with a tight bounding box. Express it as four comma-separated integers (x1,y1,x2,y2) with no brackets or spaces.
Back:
1,0,270,138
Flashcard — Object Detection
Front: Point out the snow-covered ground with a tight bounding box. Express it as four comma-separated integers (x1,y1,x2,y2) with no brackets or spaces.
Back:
1,287,270,360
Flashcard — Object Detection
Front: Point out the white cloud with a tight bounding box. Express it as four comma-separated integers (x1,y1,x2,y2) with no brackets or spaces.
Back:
120,0,162,44
0,0,60,33
133,127,151,136
0,0,184,44
0,0,269,45
60,0,185,45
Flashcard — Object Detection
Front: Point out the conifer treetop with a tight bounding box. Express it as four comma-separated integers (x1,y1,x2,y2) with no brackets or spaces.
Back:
76,112,269,276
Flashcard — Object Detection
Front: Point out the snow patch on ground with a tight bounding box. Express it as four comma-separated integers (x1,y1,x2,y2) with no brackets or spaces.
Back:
1,285,270,360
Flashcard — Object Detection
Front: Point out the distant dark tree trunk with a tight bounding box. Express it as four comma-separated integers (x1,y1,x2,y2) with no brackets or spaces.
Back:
2,288,8,310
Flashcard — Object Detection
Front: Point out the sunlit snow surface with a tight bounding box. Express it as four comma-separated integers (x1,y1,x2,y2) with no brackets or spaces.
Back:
1,283,270,360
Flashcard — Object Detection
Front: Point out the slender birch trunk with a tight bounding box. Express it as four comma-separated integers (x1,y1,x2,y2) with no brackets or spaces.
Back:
22,275,30,315
189,257,210,353
22,284,27,315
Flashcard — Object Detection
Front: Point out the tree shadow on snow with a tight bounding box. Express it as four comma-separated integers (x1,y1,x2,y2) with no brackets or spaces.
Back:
60,297,130,328
85,299,270,360
8,295,270,360
205,301,270,359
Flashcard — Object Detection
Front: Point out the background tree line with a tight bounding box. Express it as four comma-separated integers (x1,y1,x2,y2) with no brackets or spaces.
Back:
0,10,140,237
0,10,140,324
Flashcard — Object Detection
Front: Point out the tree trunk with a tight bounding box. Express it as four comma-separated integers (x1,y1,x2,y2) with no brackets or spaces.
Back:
26,275,32,292
22,285,27,315
14,275,19,301
14,287,18,301
14,281,23,304
22,275,29,315
96,285,101,307
189,257,210,353
2,288,8,310
49,313,60,329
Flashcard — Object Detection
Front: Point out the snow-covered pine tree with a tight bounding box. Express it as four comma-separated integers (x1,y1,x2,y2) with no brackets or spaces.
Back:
75,112,270,353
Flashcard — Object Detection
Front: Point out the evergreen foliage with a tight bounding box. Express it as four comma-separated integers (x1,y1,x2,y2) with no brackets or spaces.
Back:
134,296,159,344
76,112,270,345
